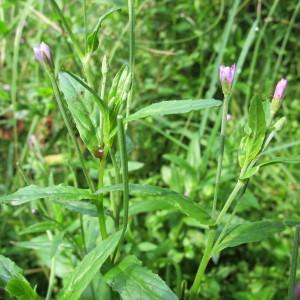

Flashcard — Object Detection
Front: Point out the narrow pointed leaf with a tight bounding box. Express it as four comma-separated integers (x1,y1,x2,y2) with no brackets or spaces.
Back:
105,255,178,300
96,183,211,224
214,221,285,254
0,185,95,205
126,99,222,122
59,231,121,300
58,72,100,154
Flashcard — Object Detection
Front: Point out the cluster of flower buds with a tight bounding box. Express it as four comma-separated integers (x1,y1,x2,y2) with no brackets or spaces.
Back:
219,64,236,95
33,42,53,69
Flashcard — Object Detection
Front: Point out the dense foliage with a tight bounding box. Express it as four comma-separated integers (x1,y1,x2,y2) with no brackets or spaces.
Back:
0,0,300,299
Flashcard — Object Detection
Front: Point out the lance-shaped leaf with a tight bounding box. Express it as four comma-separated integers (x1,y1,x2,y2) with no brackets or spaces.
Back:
58,231,121,300
213,220,285,254
96,183,211,225
239,96,266,166
126,99,222,122
0,185,96,205
104,255,178,300
240,156,300,180
87,7,121,52
58,72,102,154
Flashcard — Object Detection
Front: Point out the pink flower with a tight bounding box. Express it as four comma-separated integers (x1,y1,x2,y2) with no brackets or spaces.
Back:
219,64,236,86
271,78,287,114
219,64,236,94
273,78,287,101
33,42,52,65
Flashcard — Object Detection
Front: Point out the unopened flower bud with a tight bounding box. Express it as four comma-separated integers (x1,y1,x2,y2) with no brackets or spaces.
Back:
33,42,53,67
271,78,287,114
219,64,236,95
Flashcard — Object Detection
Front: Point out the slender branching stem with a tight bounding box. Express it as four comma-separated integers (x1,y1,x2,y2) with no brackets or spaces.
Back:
45,256,56,300
113,116,129,261
83,0,87,53
97,159,108,239
189,230,216,300
212,93,230,214
110,150,122,228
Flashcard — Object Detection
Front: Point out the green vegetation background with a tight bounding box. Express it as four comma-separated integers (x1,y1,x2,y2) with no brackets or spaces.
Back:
0,0,300,299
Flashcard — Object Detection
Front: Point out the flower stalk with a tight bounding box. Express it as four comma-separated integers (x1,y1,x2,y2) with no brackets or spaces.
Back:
213,64,236,214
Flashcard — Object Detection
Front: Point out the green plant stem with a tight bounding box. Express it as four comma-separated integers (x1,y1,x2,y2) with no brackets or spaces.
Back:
97,159,108,239
45,256,56,300
110,150,121,228
49,0,83,59
212,93,230,214
83,0,87,53
288,225,300,300
215,180,245,225
189,178,245,299
49,73,107,239
126,0,135,119
189,230,216,300
113,116,129,261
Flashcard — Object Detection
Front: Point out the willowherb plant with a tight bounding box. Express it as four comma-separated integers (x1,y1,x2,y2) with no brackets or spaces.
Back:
1,2,300,300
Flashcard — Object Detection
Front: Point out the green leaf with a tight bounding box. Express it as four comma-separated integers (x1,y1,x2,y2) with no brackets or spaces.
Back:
58,72,100,154
0,256,39,299
6,275,39,300
105,255,178,300
87,7,121,52
126,99,222,122
239,166,260,180
259,156,300,167
239,96,266,167
19,221,57,235
240,156,300,179
129,199,171,216
0,185,95,205
213,220,285,254
58,231,121,300
57,200,98,217
0,255,21,288
96,184,211,224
